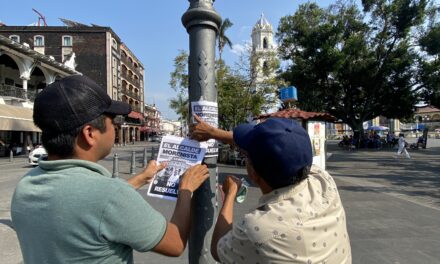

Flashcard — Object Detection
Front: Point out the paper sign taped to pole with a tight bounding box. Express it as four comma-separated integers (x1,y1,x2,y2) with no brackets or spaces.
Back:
147,135,208,200
191,100,218,157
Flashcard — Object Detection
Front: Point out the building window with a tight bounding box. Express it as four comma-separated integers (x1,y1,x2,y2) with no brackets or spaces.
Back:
9,35,20,43
112,38,118,49
34,35,44,47
62,36,72,46
263,37,268,49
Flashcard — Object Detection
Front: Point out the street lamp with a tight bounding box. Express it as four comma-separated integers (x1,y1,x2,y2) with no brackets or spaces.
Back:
182,1,221,263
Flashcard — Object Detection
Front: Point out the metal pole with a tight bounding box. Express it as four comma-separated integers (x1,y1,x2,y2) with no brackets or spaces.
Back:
112,153,119,178
182,1,221,263
9,150,13,162
143,147,148,167
130,151,136,175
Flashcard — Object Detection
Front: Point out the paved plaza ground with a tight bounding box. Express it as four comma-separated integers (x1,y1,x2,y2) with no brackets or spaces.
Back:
0,139,439,263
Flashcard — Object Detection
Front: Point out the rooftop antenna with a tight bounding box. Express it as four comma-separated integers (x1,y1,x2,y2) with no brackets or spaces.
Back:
32,8,47,26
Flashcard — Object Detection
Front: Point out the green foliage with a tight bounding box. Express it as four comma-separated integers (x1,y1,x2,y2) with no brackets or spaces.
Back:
216,62,278,130
217,18,234,62
169,92,189,122
419,24,440,107
168,50,189,122
169,50,189,94
168,46,281,130
276,0,434,133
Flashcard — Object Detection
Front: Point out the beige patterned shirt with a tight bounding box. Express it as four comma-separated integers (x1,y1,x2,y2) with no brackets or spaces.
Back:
218,165,351,264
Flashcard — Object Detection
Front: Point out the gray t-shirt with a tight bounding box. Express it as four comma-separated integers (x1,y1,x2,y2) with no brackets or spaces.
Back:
11,159,166,264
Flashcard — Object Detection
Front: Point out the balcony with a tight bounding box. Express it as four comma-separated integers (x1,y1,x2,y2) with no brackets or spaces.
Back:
121,70,141,87
121,55,142,75
121,88,141,101
0,85,37,101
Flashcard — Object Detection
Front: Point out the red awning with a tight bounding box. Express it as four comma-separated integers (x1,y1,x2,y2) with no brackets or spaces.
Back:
128,111,144,120
257,108,336,122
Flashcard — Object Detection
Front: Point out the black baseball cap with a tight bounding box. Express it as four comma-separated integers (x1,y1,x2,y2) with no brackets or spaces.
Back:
33,75,131,133
233,118,313,189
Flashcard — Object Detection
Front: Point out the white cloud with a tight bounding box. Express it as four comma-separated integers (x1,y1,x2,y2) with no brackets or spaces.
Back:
230,41,252,56
231,44,246,55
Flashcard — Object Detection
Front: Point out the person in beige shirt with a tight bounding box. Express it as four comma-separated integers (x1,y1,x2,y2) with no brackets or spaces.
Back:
191,116,351,264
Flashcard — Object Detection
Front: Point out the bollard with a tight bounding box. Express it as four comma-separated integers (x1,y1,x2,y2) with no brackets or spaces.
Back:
150,147,155,160
130,151,136,175
112,153,119,178
9,150,13,162
143,147,148,167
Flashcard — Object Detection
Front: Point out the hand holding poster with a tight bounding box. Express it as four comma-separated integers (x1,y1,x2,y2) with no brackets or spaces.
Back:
191,100,218,157
147,135,208,200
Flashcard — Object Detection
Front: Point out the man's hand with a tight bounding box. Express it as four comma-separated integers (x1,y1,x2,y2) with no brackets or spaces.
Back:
211,175,241,261
189,114,216,142
189,114,235,146
222,175,241,197
127,160,166,189
179,164,209,193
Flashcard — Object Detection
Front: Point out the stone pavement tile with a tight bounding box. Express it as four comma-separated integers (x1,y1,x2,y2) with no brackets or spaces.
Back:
335,178,440,264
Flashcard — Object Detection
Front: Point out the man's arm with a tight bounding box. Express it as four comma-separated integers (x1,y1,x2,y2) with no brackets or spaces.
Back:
127,160,166,189
190,114,235,146
211,175,241,261
152,164,209,257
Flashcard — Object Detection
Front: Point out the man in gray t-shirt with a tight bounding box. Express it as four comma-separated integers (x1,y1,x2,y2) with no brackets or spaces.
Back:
11,75,209,263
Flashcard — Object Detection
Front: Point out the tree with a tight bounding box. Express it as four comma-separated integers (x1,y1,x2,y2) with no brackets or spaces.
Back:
277,0,431,143
169,50,189,134
169,92,189,125
217,18,233,63
217,46,283,130
419,21,440,107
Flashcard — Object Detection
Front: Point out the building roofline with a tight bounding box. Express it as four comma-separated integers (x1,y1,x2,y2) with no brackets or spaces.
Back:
0,26,122,42
0,34,79,75
121,43,144,69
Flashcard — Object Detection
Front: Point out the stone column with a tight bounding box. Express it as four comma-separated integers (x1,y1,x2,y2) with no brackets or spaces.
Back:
182,1,221,263
21,77,29,100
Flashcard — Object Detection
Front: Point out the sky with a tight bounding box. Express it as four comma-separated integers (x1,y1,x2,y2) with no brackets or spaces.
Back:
1,0,333,120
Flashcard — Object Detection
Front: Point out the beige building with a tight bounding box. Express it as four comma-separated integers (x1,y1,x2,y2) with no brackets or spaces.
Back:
117,43,145,144
141,104,161,141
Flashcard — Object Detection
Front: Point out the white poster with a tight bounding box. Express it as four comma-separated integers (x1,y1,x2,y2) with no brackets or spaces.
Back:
147,135,208,200
191,100,218,157
307,121,326,170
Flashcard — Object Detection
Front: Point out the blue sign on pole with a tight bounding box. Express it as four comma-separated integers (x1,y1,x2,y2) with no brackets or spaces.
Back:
280,86,298,102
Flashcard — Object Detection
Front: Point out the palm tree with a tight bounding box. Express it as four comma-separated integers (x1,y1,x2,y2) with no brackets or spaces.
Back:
217,18,233,62
169,93,189,136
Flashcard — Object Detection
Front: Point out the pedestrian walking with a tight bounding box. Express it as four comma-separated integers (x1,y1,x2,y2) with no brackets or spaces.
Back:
396,133,411,159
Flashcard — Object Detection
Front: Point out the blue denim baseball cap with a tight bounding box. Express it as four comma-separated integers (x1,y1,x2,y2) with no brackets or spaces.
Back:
233,118,313,189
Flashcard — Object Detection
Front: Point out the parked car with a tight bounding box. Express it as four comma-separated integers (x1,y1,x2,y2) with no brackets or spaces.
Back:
149,135,163,142
28,146,48,166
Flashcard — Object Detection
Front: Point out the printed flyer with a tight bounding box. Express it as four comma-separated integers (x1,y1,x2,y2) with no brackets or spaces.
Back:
147,135,208,200
191,100,219,157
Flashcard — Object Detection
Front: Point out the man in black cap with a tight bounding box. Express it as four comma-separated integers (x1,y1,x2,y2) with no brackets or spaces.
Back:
11,75,209,264
190,115,351,263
